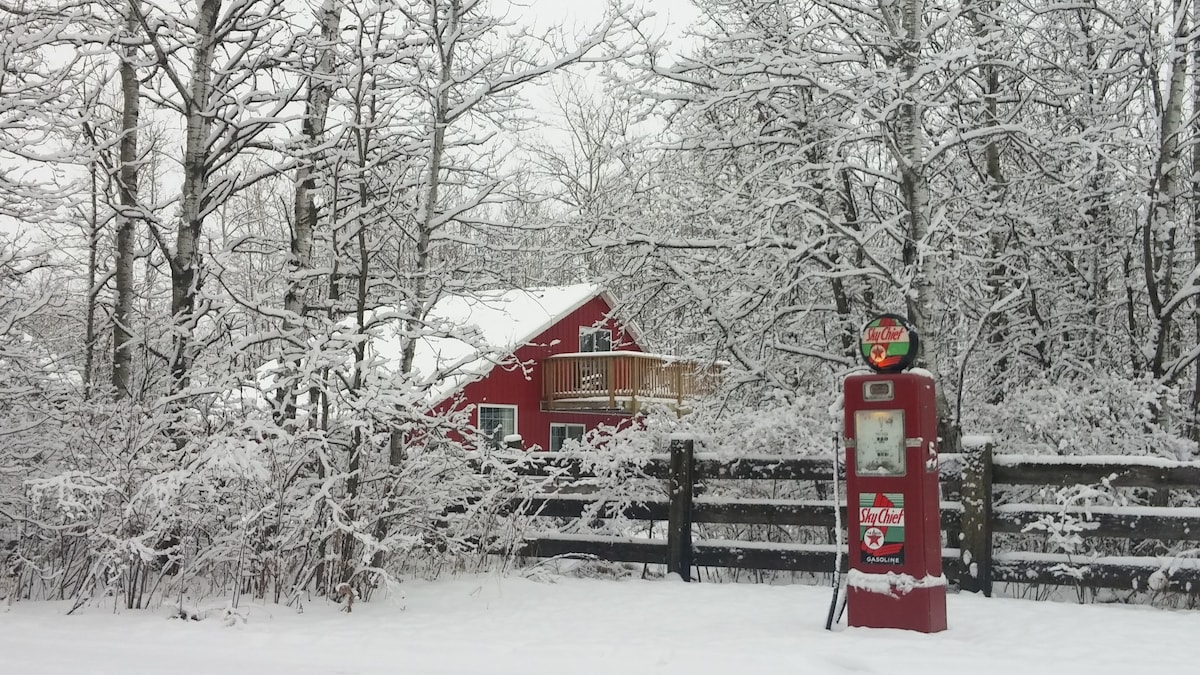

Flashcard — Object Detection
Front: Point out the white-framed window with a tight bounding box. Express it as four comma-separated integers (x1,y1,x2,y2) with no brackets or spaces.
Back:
550,423,586,452
579,327,612,352
478,404,517,447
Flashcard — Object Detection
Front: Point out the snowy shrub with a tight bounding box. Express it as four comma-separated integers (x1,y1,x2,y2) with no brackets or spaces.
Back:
675,393,837,458
0,357,546,611
1021,480,1126,559
964,374,1197,460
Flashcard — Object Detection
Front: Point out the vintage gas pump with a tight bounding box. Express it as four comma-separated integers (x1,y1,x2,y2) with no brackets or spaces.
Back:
843,314,947,632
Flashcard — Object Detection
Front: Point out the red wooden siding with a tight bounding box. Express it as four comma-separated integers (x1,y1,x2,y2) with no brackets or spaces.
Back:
434,293,644,451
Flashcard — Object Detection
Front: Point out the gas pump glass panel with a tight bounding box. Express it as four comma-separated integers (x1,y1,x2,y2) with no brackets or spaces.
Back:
854,409,906,475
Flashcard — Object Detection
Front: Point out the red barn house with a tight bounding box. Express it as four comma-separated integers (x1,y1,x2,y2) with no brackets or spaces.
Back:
391,284,713,451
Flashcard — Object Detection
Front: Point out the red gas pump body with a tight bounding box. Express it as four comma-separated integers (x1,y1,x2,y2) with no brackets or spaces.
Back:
843,371,947,632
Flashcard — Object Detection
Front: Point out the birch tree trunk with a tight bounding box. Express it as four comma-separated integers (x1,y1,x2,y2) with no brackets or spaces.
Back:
286,0,341,325
113,3,140,400
1142,0,1189,387
168,0,221,395
888,0,958,447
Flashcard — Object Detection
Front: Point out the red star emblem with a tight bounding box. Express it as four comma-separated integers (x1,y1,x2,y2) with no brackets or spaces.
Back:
869,343,888,365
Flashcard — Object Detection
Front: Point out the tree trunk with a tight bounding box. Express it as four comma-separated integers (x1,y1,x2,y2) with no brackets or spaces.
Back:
171,0,221,395
289,0,341,317
388,0,459,466
890,0,958,449
84,156,99,399
1191,0,1200,444
1143,0,1188,385
113,4,140,400
376,0,459,574
399,0,457,383
279,0,342,422
337,6,386,588
969,0,1012,405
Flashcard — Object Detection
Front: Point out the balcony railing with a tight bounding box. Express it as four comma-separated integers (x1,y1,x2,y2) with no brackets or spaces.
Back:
541,351,719,412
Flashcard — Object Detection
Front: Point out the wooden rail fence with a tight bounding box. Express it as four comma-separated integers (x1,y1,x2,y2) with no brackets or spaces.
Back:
967,446,1200,596
503,439,1200,597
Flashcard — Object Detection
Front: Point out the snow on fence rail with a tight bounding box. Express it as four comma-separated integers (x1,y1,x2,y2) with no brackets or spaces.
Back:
962,445,1200,596
493,440,1200,599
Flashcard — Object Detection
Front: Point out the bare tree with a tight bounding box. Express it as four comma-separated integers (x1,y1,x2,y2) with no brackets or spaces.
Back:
112,1,143,399
275,0,343,424
124,0,302,396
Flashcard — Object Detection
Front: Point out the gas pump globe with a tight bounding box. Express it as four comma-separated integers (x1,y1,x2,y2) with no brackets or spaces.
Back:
843,314,947,633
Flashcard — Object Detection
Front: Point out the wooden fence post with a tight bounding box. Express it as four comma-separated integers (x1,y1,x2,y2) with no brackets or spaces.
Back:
667,438,695,581
959,441,993,596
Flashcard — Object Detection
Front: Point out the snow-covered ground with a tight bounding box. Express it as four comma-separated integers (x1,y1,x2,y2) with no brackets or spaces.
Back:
2,573,1194,674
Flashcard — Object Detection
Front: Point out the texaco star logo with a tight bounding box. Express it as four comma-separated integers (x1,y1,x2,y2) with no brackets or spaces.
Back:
869,343,888,366
864,527,885,551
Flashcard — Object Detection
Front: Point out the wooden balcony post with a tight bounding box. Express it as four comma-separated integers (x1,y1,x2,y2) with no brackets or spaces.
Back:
607,356,616,408
631,355,642,403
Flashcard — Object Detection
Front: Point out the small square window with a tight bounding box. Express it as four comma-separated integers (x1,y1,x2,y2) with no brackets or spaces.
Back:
579,327,612,353
550,423,586,451
478,405,517,447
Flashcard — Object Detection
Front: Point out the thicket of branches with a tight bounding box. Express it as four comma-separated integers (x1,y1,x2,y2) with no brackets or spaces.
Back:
4,0,1200,607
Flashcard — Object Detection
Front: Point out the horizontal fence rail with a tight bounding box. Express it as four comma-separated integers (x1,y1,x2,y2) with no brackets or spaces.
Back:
966,447,1200,596
990,457,1200,488
495,450,961,483
510,495,963,532
496,440,1200,599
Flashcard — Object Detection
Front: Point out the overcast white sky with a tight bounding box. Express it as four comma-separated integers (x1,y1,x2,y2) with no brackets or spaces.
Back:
506,0,702,149
510,0,699,44
0,1,703,239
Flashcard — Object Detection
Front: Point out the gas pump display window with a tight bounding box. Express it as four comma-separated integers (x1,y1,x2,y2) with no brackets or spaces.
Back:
854,409,906,475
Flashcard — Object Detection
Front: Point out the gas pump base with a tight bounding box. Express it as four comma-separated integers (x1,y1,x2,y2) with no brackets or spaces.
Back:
847,581,947,633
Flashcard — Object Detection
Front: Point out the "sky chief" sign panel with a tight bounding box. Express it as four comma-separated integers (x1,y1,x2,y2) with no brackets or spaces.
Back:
859,492,905,565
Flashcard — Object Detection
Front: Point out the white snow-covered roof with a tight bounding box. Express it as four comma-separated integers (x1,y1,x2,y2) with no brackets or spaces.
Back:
366,283,613,404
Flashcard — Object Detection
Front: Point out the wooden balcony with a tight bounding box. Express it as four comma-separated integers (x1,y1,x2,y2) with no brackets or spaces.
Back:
541,351,719,413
